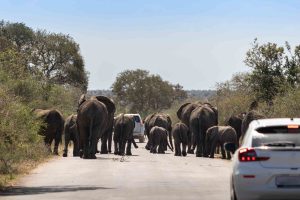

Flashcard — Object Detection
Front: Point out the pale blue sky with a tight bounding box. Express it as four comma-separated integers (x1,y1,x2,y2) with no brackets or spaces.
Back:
1,0,300,90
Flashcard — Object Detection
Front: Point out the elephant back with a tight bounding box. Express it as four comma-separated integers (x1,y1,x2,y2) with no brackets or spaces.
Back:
177,103,200,126
226,114,243,140
221,126,237,144
152,113,172,132
94,96,116,114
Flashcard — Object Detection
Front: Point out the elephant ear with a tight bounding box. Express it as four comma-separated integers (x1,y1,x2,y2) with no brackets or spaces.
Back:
94,96,116,114
78,94,87,108
177,103,191,120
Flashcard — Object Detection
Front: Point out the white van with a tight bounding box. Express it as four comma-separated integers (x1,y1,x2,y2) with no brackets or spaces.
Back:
125,114,145,143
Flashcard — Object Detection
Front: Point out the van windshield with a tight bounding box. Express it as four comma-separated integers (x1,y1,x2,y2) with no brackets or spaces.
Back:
252,126,300,147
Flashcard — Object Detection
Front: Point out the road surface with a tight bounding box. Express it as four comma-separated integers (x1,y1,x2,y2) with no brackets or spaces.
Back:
0,143,231,200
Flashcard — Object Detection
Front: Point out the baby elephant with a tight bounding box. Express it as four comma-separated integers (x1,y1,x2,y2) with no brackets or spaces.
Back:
205,126,237,159
149,126,173,154
172,122,188,156
63,114,79,157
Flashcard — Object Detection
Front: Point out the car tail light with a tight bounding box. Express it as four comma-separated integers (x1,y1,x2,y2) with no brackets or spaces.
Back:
238,148,269,162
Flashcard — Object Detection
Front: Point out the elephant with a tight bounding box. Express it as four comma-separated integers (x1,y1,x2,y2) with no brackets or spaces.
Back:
177,102,200,153
33,109,65,155
240,110,265,145
113,114,138,156
149,126,173,154
225,113,245,142
144,113,173,151
63,114,79,157
77,95,109,159
172,122,189,157
189,103,218,157
177,102,218,154
78,95,116,154
205,126,237,159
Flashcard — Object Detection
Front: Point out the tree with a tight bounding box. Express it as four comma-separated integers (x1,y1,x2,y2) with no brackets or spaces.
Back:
0,21,88,91
111,69,186,115
31,31,88,91
284,42,300,88
244,39,286,105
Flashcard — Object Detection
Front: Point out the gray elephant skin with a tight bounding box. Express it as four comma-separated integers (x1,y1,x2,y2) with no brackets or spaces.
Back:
63,114,79,157
77,95,116,156
149,126,173,154
113,114,138,156
176,102,200,153
189,104,218,157
205,126,237,159
225,113,245,142
172,122,188,157
144,113,173,151
77,96,109,159
240,110,265,145
34,109,65,155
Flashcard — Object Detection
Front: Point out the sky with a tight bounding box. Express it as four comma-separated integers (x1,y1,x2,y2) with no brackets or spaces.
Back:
1,0,300,90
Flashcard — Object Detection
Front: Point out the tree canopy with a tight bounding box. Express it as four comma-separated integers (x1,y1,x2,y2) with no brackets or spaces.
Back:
0,20,88,91
111,69,187,115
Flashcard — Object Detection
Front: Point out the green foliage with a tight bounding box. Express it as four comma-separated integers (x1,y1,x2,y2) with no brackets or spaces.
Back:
111,69,187,116
245,39,286,104
0,20,86,187
212,73,255,124
0,88,48,179
0,21,88,91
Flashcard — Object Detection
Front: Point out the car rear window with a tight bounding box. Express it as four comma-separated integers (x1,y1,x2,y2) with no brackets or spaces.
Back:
252,125,300,147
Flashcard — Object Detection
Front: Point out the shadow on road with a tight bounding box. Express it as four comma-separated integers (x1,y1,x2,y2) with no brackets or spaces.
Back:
0,185,114,196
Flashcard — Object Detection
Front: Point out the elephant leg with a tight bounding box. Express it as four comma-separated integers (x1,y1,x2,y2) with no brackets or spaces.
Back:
63,132,70,157
126,140,132,156
100,132,108,154
174,142,180,156
114,140,119,155
151,145,158,153
195,132,202,157
182,143,187,157
73,133,80,157
44,136,52,153
221,144,226,159
226,150,232,160
187,130,194,154
119,140,126,156
209,141,218,158
108,130,112,153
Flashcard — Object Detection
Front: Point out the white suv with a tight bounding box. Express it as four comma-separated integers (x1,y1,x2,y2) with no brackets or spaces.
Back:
125,114,145,143
228,118,300,200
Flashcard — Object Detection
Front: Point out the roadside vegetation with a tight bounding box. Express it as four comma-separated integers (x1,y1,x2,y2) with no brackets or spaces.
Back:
0,20,88,188
212,39,300,124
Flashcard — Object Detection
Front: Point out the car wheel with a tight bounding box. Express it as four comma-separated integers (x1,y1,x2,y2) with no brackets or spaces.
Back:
139,136,145,143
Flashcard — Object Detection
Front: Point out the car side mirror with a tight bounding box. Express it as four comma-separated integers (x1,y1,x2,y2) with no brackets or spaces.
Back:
224,143,236,154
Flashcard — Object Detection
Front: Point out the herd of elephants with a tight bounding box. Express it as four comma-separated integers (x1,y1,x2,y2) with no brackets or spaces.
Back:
34,95,264,159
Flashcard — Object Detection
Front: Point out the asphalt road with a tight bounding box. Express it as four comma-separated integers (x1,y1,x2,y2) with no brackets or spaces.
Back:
0,142,231,200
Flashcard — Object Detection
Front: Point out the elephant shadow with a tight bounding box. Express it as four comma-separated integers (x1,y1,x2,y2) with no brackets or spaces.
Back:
0,185,114,196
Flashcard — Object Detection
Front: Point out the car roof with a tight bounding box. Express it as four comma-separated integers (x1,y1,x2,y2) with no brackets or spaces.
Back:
124,114,141,116
249,118,300,129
